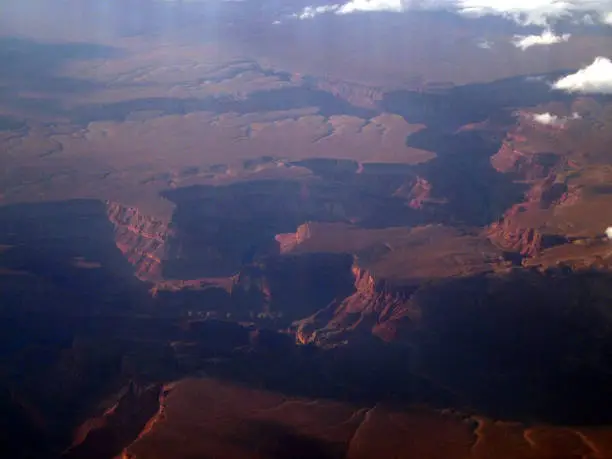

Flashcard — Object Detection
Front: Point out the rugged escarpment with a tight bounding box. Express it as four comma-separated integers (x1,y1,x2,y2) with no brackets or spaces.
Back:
273,225,504,345
63,382,164,459
490,137,557,180
486,202,567,257
485,171,577,257
231,252,355,324
106,201,172,281
151,251,355,326
485,129,573,257
393,176,434,209
274,222,313,254
294,263,420,346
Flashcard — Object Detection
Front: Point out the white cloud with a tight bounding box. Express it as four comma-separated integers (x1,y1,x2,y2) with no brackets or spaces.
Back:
529,112,580,126
294,4,341,19
512,30,570,50
552,57,612,94
294,0,406,19
292,0,612,26
532,112,563,125
455,0,574,25
336,0,404,14
455,0,612,26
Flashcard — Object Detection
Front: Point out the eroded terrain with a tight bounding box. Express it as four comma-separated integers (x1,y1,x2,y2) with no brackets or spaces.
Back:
3,1,612,458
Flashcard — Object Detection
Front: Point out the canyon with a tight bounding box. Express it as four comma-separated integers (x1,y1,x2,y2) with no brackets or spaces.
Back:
3,92,610,457
2,12,612,456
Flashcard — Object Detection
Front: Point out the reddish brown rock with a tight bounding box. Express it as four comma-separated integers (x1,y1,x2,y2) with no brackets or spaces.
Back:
106,202,172,281
393,176,434,209
490,140,558,181
63,382,164,459
490,140,524,173
295,263,419,346
487,215,545,257
275,223,313,253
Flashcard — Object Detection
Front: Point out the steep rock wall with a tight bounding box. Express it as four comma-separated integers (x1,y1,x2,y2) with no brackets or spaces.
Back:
295,262,419,346
106,202,171,281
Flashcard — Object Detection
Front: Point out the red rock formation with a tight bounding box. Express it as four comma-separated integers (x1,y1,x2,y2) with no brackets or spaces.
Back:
490,140,524,173
63,382,165,459
407,177,433,209
106,202,171,281
487,126,574,256
393,176,433,209
556,184,582,207
490,140,556,181
274,223,313,253
295,262,419,346
486,176,568,257
487,212,545,257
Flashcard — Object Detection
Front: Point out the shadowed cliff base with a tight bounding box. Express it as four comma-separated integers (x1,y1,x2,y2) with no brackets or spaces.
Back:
160,179,426,279
3,227,612,458
0,200,148,314
62,383,163,459
159,160,520,279
409,129,527,226
185,267,612,427
0,200,155,457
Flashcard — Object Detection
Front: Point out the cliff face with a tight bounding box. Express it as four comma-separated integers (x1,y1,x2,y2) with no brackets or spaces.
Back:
490,140,557,181
393,176,433,209
487,213,550,257
274,223,313,254
105,202,171,281
486,134,570,257
295,263,419,346
63,382,164,459
490,140,524,174
486,191,568,257
229,253,355,325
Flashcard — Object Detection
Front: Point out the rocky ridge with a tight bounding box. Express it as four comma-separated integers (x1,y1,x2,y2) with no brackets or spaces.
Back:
295,262,420,345
485,127,581,257
106,201,172,281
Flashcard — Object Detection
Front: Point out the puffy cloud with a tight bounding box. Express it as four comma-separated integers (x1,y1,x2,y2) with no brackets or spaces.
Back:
532,112,563,125
552,57,612,94
529,112,580,126
512,30,570,50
